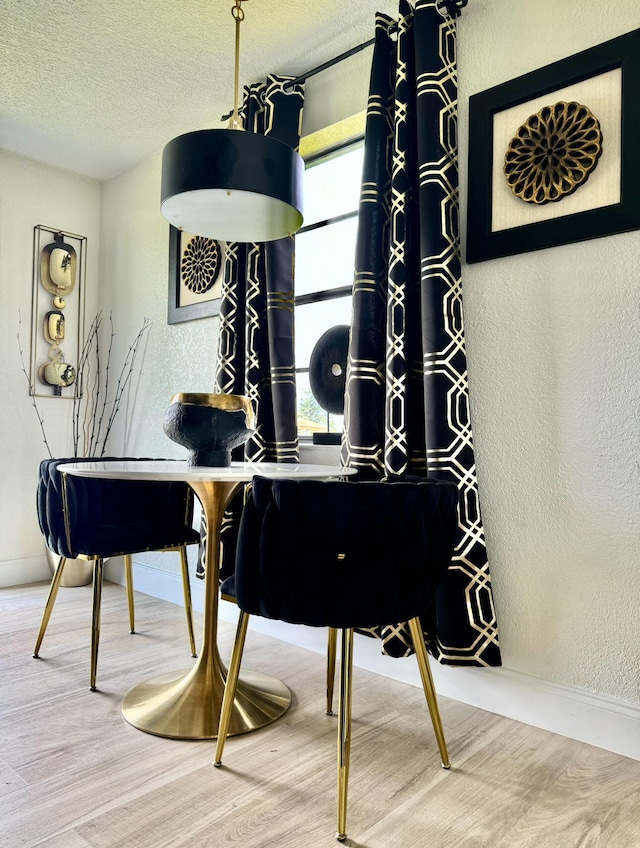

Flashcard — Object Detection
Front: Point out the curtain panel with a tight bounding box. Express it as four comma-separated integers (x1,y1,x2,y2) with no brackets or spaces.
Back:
197,75,304,579
215,74,303,463
341,0,501,667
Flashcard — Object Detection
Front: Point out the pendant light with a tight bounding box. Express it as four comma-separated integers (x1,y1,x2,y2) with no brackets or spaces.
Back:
161,0,304,243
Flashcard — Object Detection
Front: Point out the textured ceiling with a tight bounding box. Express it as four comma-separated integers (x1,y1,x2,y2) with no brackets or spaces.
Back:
0,0,400,181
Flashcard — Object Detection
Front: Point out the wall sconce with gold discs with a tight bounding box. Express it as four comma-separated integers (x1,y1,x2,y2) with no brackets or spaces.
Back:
40,231,77,296
30,225,86,399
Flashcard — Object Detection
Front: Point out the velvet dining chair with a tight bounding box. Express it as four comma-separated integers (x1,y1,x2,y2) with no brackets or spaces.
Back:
323,471,454,717
33,457,201,690
214,475,459,842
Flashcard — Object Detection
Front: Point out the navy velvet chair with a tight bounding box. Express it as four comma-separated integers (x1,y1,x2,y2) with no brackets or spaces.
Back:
34,457,201,690
215,475,459,842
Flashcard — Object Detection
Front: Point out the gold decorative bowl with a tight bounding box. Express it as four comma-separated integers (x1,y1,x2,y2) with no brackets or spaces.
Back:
163,393,255,467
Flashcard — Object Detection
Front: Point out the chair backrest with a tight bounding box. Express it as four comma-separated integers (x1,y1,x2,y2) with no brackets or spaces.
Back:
37,457,199,559
234,476,459,629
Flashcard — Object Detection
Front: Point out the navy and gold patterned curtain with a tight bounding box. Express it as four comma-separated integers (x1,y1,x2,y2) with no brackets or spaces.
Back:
215,74,303,462
341,0,501,667
197,75,303,579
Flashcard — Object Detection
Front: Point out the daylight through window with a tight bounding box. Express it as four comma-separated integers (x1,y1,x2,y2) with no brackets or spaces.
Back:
294,142,364,440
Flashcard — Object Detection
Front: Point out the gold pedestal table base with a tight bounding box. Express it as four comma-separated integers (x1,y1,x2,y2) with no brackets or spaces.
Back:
120,475,289,740
121,660,291,740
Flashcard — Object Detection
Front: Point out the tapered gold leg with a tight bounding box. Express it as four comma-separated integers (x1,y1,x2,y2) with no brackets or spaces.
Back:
337,628,353,842
33,556,68,658
89,558,104,691
214,610,250,766
179,545,197,657
124,554,135,633
326,627,337,715
408,617,450,768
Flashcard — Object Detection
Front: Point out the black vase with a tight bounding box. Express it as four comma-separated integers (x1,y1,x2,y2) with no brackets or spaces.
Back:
163,393,255,467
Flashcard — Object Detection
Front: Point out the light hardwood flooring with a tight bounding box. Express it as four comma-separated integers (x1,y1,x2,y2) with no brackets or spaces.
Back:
1,581,640,848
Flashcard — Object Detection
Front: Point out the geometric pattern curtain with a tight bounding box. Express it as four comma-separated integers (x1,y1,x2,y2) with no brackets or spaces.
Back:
341,0,501,666
215,74,303,463
197,74,304,579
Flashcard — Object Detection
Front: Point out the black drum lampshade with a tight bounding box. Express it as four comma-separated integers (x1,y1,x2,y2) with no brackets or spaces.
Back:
161,129,304,243
159,0,303,244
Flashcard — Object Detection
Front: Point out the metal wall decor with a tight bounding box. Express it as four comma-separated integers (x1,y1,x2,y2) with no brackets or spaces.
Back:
467,27,640,262
168,226,223,324
308,324,349,445
30,226,86,398
504,101,603,205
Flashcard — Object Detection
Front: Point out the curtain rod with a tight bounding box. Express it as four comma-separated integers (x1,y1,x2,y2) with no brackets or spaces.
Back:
288,0,469,87
219,0,468,122
282,0,466,90
283,32,385,89
220,26,395,122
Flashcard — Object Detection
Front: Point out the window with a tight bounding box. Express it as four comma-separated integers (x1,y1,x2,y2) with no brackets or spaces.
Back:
294,142,364,439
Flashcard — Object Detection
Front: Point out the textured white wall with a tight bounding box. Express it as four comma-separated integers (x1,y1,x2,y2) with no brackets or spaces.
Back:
458,0,640,703
0,149,218,583
98,154,220,575
0,151,100,576
98,153,220,464
5,0,640,718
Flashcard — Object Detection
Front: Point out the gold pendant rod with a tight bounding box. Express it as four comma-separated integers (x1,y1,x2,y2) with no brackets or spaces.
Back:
229,0,246,130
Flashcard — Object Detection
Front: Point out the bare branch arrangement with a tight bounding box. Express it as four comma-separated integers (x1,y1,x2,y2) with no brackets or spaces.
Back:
73,313,151,457
18,311,151,458
17,310,53,458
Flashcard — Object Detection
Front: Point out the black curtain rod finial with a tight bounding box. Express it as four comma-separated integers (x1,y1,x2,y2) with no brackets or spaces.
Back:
436,0,469,19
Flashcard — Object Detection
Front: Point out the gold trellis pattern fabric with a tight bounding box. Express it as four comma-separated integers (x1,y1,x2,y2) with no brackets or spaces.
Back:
197,75,303,580
341,0,501,666
215,75,303,465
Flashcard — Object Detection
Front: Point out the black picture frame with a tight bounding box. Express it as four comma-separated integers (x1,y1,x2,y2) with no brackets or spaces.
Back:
466,27,640,263
167,226,223,324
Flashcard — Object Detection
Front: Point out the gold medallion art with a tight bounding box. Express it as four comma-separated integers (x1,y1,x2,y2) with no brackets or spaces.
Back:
504,101,603,205
181,235,221,295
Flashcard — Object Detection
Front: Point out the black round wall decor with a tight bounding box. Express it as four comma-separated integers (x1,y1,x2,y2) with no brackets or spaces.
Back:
309,325,350,416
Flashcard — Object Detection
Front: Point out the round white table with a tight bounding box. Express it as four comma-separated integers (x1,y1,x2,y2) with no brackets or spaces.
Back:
59,460,353,740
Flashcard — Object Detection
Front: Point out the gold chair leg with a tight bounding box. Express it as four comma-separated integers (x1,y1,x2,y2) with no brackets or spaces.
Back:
33,556,67,658
89,558,104,691
408,617,450,769
179,545,197,657
214,610,250,765
326,627,337,715
124,554,135,634
337,628,354,842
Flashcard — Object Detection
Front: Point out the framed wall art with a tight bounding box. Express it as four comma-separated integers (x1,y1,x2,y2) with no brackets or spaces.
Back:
168,226,223,324
466,27,640,263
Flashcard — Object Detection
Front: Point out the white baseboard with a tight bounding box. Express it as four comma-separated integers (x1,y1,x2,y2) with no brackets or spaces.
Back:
106,561,640,763
0,555,50,588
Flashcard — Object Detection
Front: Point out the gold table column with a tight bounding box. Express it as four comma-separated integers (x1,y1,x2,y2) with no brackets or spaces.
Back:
121,478,291,739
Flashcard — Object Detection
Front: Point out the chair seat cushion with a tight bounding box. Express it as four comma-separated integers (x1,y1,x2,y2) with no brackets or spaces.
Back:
234,476,459,630
66,519,200,559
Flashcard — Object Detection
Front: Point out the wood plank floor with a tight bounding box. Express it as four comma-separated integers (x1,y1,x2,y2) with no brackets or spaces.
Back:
2,581,639,848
